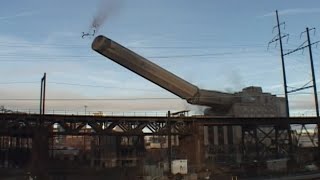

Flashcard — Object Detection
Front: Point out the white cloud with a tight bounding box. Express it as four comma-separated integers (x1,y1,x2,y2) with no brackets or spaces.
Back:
44,31,82,44
0,10,38,21
0,85,190,114
260,8,320,18
0,35,92,79
289,94,319,116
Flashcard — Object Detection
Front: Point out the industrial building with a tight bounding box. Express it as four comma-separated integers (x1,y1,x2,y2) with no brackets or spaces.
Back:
204,86,287,164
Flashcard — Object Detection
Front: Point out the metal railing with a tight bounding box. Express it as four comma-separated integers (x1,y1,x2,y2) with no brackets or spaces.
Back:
0,108,170,117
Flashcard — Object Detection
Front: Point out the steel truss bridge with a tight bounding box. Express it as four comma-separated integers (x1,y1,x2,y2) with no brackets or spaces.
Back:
0,113,319,178
1,113,319,147
1,113,319,134
1,113,319,158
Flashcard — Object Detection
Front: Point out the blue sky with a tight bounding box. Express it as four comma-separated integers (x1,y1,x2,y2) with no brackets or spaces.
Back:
0,0,319,115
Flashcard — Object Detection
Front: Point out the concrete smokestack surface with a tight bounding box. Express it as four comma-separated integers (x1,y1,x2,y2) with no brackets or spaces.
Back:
92,35,235,114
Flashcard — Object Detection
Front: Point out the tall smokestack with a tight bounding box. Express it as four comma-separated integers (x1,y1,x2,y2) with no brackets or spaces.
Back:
92,35,235,115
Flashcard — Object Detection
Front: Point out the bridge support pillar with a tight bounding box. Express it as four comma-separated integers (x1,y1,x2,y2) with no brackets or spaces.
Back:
178,124,205,171
30,127,49,179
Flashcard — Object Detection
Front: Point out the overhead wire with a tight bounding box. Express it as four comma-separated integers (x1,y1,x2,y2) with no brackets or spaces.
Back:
0,39,304,65
0,39,316,98
5,81,318,96
0,44,270,49
0,41,272,48
0,40,306,48
0,50,280,62
0,81,158,92
0,81,38,84
48,82,157,92
1,92,319,101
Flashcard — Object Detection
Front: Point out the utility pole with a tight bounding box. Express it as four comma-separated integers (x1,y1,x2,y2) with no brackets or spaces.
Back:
305,28,319,118
268,10,290,117
281,27,320,159
283,27,319,117
167,111,172,177
33,72,48,180
268,10,292,158
276,10,290,117
40,73,46,118
305,27,320,160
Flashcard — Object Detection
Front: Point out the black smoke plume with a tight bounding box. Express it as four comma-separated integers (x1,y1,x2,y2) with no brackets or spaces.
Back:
91,0,123,31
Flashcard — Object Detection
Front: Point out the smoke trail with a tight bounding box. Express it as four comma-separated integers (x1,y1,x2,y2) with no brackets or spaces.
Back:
224,69,244,93
91,0,123,31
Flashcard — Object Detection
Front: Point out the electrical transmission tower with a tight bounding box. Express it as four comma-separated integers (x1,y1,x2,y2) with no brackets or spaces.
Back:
284,28,319,118
269,10,320,159
268,10,290,117
283,27,320,157
268,10,293,156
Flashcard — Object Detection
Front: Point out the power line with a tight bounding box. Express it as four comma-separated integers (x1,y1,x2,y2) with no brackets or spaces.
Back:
0,81,38,84
0,81,158,92
49,82,157,92
2,93,320,100
4,80,319,94
1,94,320,101
0,49,272,57
0,44,270,49
0,41,307,52
0,41,272,48
0,52,280,62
